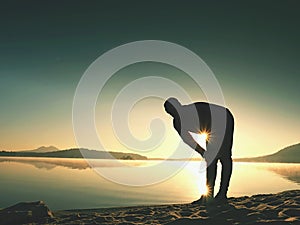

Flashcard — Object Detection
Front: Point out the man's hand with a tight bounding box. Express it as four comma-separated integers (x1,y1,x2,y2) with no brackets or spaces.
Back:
195,144,205,158
177,129,207,157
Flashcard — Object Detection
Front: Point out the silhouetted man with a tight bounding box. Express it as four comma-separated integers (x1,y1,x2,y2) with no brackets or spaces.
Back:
164,97,234,204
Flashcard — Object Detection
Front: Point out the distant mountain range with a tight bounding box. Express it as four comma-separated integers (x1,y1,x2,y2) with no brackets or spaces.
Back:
0,147,147,160
26,146,60,153
235,143,300,163
0,143,299,162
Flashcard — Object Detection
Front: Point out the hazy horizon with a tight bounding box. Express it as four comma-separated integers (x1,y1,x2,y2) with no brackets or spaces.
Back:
2,142,299,161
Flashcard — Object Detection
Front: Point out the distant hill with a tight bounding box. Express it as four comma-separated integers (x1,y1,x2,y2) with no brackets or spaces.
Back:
235,143,300,163
25,146,60,153
0,148,147,160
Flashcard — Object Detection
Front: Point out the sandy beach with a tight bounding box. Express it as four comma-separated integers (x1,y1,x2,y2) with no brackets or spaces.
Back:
1,189,299,225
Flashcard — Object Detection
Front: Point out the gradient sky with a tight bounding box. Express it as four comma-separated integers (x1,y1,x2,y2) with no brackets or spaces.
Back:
0,0,299,158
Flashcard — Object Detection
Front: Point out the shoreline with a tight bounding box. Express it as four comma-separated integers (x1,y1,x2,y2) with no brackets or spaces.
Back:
1,189,299,224
2,156,300,164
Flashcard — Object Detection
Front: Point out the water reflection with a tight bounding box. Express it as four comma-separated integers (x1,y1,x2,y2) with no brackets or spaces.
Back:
1,158,300,185
0,157,148,170
263,164,300,184
0,157,90,170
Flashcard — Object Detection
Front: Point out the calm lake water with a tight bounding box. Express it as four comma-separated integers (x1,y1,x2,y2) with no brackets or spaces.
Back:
0,157,299,210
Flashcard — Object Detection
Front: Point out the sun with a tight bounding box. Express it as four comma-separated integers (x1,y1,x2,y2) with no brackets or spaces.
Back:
189,130,210,150
199,132,209,142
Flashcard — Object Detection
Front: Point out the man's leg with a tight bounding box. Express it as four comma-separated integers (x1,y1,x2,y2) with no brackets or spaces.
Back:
191,159,217,204
216,118,234,200
216,154,232,199
206,158,218,198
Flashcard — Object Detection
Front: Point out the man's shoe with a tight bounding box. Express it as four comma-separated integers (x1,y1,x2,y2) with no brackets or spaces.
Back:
214,193,228,204
191,195,213,205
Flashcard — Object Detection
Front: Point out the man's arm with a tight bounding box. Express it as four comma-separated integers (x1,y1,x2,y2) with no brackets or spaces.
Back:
173,117,206,157
173,120,204,157
180,130,206,157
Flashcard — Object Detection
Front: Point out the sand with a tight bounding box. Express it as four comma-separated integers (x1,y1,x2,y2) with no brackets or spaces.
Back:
51,190,300,225
1,190,299,224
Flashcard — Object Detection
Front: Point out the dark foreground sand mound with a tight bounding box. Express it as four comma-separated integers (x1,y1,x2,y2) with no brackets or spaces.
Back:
1,190,299,224
0,201,53,224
